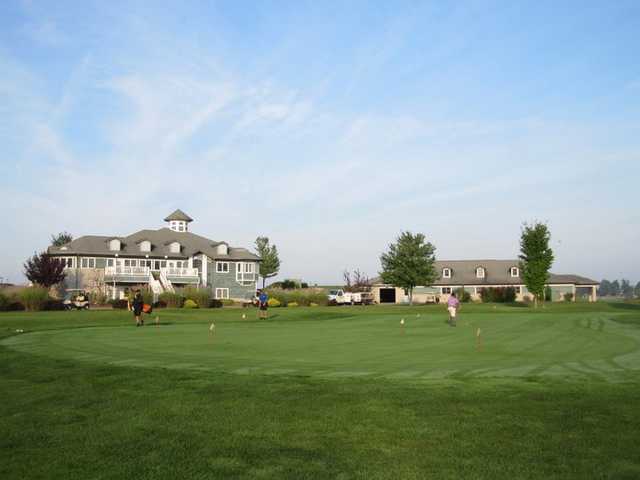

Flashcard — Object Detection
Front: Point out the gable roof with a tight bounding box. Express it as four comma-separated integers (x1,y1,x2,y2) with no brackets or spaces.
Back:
164,209,193,222
372,259,598,286
48,228,260,261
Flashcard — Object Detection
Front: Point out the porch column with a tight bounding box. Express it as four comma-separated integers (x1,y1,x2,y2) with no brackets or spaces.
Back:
201,254,207,287
573,285,576,302
591,285,597,302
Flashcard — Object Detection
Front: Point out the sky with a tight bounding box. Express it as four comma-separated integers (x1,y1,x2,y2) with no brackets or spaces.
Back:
1,0,639,285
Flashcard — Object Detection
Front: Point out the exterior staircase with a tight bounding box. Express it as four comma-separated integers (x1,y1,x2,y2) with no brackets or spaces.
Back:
148,271,164,302
159,269,175,293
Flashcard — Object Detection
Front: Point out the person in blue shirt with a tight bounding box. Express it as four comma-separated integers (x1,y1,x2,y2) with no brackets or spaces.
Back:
258,290,268,319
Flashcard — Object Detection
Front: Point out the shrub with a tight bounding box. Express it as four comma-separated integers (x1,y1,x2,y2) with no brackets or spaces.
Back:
267,298,281,307
0,292,25,311
43,299,66,311
265,288,328,307
310,302,319,307
154,300,167,309
109,299,129,309
183,299,198,309
455,288,471,303
180,287,211,308
221,299,235,307
158,292,184,308
288,302,299,307
564,292,574,302
479,287,516,303
89,290,108,305
19,286,50,311
209,299,223,308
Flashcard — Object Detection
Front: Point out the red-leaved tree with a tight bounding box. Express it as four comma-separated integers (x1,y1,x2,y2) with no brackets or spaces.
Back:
23,252,66,288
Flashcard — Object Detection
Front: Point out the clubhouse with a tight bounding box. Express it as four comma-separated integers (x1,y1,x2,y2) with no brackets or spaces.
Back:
47,210,261,302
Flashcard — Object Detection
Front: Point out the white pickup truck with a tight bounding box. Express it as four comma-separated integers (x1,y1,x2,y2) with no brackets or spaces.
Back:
328,289,373,305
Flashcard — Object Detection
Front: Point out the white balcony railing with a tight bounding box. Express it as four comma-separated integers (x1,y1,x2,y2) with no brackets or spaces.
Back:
161,267,199,277
105,266,150,277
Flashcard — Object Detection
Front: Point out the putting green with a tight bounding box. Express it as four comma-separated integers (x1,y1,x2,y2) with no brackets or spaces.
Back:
3,310,640,381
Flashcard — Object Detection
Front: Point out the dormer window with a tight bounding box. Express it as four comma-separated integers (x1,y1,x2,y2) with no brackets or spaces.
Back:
510,266,519,277
109,239,121,251
442,268,452,279
476,267,485,279
139,240,151,252
169,242,181,254
217,244,228,255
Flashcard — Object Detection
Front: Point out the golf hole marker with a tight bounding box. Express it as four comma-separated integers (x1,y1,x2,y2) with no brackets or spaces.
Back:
209,322,215,334
476,327,482,351
155,316,159,326
242,313,246,319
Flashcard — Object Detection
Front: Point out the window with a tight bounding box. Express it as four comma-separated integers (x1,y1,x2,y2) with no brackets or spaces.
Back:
216,262,229,273
244,263,254,273
106,259,114,267
442,268,451,279
215,288,229,299
442,287,452,294
514,286,521,294
59,257,75,268
80,257,96,269
170,242,180,253
109,239,121,251
217,244,228,255
510,267,519,277
178,223,185,232
476,267,485,278
139,240,151,252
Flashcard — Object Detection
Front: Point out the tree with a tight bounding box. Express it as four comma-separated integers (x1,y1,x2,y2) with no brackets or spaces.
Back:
379,231,437,305
635,281,640,299
611,280,621,297
621,279,634,299
51,231,73,246
518,222,554,308
598,279,612,297
343,268,372,293
23,252,66,288
255,237,281,289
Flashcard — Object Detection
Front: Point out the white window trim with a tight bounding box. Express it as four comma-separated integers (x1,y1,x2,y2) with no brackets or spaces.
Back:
170,242,181,253
441,287,452,294
60,257,76,269
109,239,121,251
215,288,229,299
476,267,485,279
510,267,519,277
139,241,151,252
236,262,256,282
80,257,96,269
442,268,451,279
216,261,229,273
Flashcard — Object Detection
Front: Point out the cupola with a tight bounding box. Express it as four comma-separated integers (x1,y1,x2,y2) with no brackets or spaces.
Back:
164,209,193,232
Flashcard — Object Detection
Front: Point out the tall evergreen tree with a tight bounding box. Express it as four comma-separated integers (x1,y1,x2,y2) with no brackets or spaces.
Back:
635,281,640,299
518,222,554,308
51,232,73,246
255,237,281,289
610,280,621,297
621,279,634,299
23,252,66,288
379,231,437,305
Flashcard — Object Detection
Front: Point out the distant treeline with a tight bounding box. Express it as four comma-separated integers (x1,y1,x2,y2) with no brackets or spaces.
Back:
599,279,639,298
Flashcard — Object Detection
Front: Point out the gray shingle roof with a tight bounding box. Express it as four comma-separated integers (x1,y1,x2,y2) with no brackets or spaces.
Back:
48,228,260,261
163,209,193,222
373,259,598,286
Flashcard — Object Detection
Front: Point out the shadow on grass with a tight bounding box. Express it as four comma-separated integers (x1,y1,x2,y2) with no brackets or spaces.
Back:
608,302,640,311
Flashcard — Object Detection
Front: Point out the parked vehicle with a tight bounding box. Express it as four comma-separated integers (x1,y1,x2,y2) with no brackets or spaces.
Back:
63,290,90,310
328,289,374,305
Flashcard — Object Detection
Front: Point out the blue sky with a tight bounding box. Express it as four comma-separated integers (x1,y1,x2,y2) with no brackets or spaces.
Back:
1,0,639,284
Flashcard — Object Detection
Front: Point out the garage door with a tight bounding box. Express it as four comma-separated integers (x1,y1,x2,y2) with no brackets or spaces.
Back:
379,288,396,303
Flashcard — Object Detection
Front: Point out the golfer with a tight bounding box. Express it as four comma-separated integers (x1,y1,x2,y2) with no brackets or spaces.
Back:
132,290,144,327
447,291,460,327
258,290,268,319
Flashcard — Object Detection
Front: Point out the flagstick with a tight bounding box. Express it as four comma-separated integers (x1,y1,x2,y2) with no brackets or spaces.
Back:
476,327,482,351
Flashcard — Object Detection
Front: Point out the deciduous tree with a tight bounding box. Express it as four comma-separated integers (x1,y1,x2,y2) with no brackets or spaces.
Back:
255,237,281,289
379,231,437,305
518,222,554,308
23,252,66,288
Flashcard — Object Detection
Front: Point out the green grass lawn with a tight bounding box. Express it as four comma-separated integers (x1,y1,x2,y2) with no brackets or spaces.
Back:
1,303,640,479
